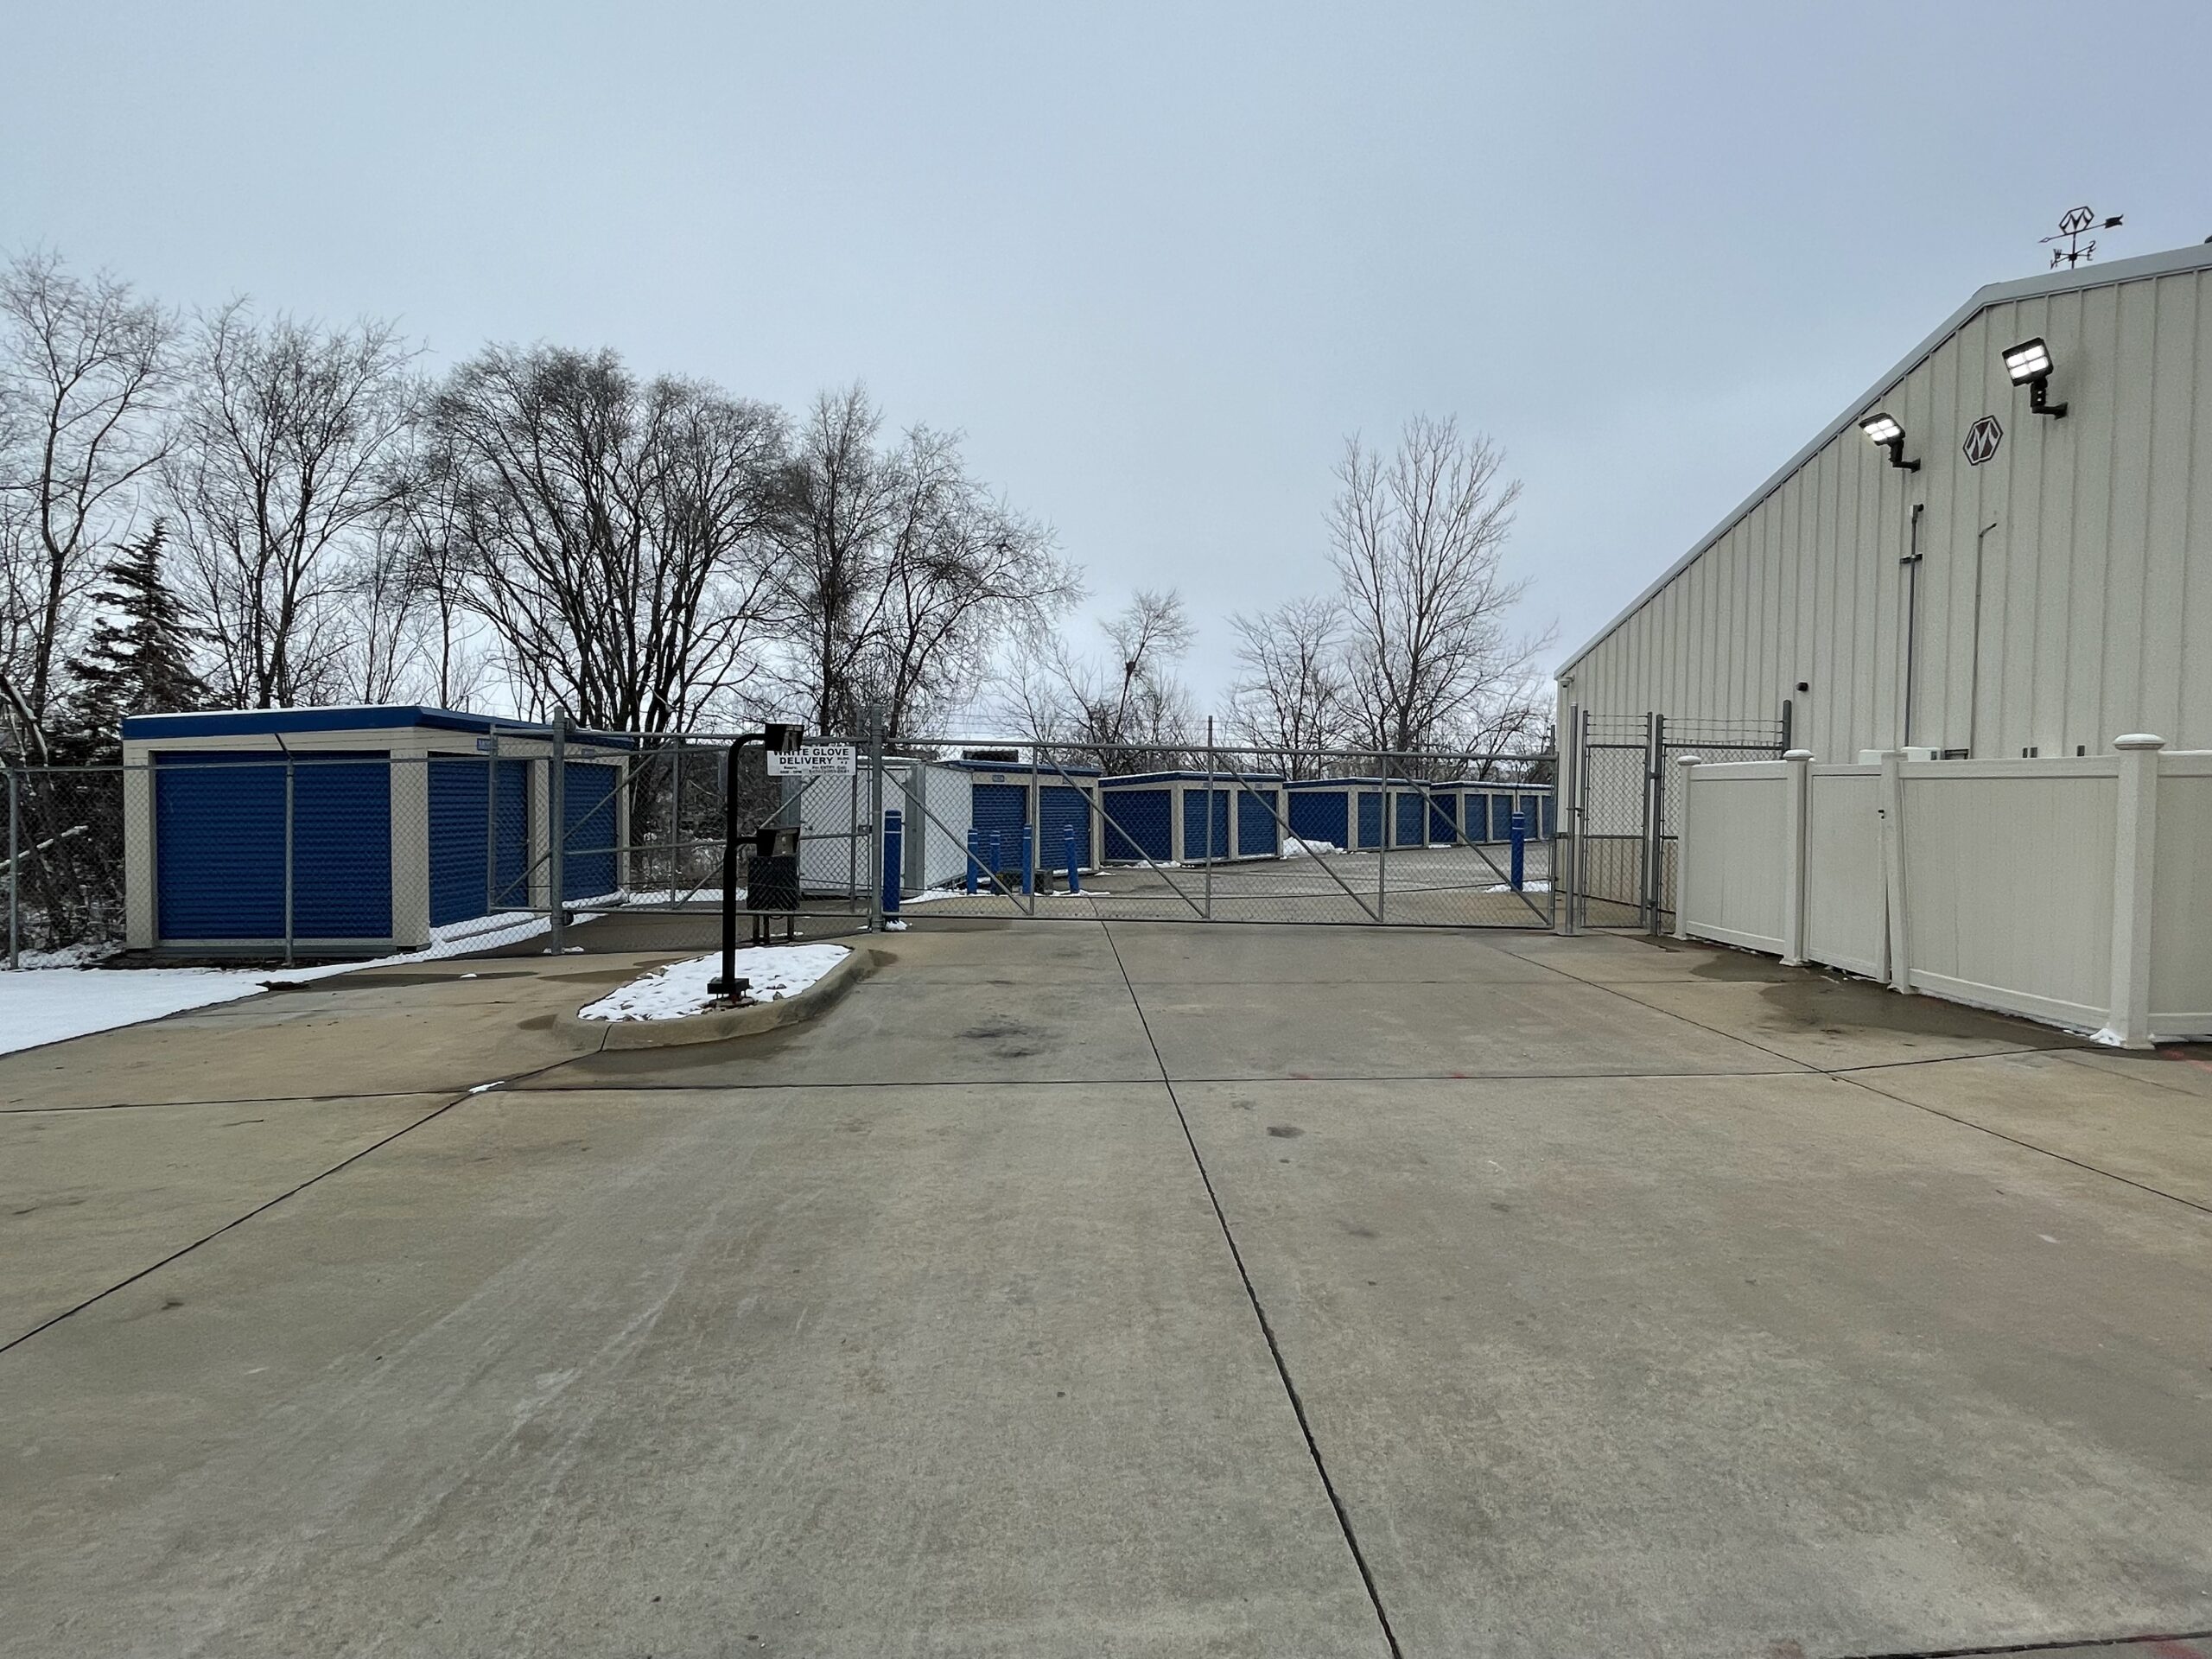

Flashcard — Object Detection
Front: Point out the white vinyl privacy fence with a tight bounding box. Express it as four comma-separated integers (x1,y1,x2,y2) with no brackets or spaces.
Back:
1675,738,2212,1048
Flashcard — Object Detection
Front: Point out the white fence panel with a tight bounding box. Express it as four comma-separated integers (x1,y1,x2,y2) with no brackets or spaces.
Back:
2151,754,2212,1039
1680,762,1790,954
1898,761,2115,1030
1802,766,1884,978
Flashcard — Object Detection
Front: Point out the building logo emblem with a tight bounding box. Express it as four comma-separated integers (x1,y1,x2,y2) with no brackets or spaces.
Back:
1962,415,2004,466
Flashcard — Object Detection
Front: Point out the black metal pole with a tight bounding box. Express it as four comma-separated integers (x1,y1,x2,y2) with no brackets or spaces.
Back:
711,733,766,998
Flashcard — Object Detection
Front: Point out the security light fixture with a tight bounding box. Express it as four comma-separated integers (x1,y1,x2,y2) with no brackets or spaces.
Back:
2001,336,2067,418
1859,412,1919,471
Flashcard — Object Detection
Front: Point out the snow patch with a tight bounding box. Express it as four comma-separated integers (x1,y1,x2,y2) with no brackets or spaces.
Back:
0,906,619,1058
1484,880,1553,893
1281,838,1343,859
577,944,849,1023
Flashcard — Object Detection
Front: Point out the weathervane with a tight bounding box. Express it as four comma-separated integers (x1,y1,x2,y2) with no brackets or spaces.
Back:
2042,205,2123,270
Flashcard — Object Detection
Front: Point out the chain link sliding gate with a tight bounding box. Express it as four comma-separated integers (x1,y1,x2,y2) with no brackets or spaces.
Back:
825,731,1560,930
1554,708,1789,934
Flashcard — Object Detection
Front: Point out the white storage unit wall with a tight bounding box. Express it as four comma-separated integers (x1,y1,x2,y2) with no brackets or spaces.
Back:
782,756,977,895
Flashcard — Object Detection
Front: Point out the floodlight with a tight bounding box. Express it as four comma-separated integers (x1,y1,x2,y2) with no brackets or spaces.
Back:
1859,412,1919,471
2001,336,2067,417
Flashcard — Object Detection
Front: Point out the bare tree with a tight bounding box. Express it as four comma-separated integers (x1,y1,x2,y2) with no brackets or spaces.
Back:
1225,594,1348,775
429,344,783,730
998,588,1196,772
0,252,178,756
1330,415,1547,757
766,387,1075,738
165,302,419,708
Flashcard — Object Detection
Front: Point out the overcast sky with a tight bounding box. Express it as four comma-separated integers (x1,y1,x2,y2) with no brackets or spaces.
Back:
5,1,2208,716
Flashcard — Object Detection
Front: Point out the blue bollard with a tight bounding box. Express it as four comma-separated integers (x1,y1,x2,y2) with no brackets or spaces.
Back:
881,809,904,918
965,829,981,893
1510,810,1526,892
1020,825,1035,896
989,830,1003,890
1064,823,1081,893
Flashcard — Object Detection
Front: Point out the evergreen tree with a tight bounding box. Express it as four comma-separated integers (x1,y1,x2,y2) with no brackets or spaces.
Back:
58,519,208,762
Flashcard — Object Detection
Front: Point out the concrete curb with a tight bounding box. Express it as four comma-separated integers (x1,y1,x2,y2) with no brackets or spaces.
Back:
556,945,880,1051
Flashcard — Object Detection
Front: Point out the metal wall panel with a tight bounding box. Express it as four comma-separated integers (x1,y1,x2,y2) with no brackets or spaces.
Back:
1561,260,2212,760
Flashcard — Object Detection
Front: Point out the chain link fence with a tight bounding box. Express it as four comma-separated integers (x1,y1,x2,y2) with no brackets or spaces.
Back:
846,734,1559,929
5,719,1586,963
1556,709,1789,932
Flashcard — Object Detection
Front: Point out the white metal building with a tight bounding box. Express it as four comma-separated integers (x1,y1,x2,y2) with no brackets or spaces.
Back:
1557,242,2212,761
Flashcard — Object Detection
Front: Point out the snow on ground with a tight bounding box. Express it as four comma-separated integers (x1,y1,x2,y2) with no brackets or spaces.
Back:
1281,839,1344,859
0,905,624,1058
1484,880,1553,893
578,944,849,1022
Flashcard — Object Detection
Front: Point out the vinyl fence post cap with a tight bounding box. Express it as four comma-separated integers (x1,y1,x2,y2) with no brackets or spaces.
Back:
1783,748,1816,762
1675,753,1703,767
2113,733,2167,751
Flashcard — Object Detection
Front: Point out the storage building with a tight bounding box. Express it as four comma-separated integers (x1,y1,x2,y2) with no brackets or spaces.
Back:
1556,241,2212,761
121,708,631,956
1097,771,1286,864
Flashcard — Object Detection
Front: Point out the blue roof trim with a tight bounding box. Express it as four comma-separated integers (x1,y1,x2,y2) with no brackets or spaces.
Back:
1101,769,1287,785
943,758,1104,778
121,706,637,747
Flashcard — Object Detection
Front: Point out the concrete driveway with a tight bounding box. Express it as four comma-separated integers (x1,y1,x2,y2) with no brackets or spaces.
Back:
3,919,2210,1658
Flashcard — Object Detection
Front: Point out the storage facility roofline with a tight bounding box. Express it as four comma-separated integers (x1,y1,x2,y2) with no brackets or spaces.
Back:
121,706,638,746
1554,239,2212,682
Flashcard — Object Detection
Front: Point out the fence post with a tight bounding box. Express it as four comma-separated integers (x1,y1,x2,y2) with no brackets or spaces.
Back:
1781,748,1814,966
865,705,886,934
1877,750,1910,995
1375,766,1389,925
1556,705,1584,936
1672,755,1700,940
2104,734,2166,1049
282,750,296,968
548,714,568,952
1203,717,1216,920
1643,711,1664,931
880,808,903,921
6,766,17,970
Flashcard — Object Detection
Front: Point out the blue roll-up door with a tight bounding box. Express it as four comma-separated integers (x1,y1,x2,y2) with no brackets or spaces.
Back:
1541,791,1556,839
1519,794,1540,839
294,758,391,937
561,762,620,902
429,759,487,926
1103,787,1173,861
1356,791,1384,849
1427,791,1458,843
428,758,529,925
1394,791,1426,847
970,782,1027,866
155,751,391,942
493,760,530,905
1184,787,1230,861
155,753,284,939
1236,788,1280,858
1039,785,1090,868
1287,790,1347,848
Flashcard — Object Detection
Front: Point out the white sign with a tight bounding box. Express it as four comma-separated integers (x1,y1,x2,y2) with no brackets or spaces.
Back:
767,743,858,778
